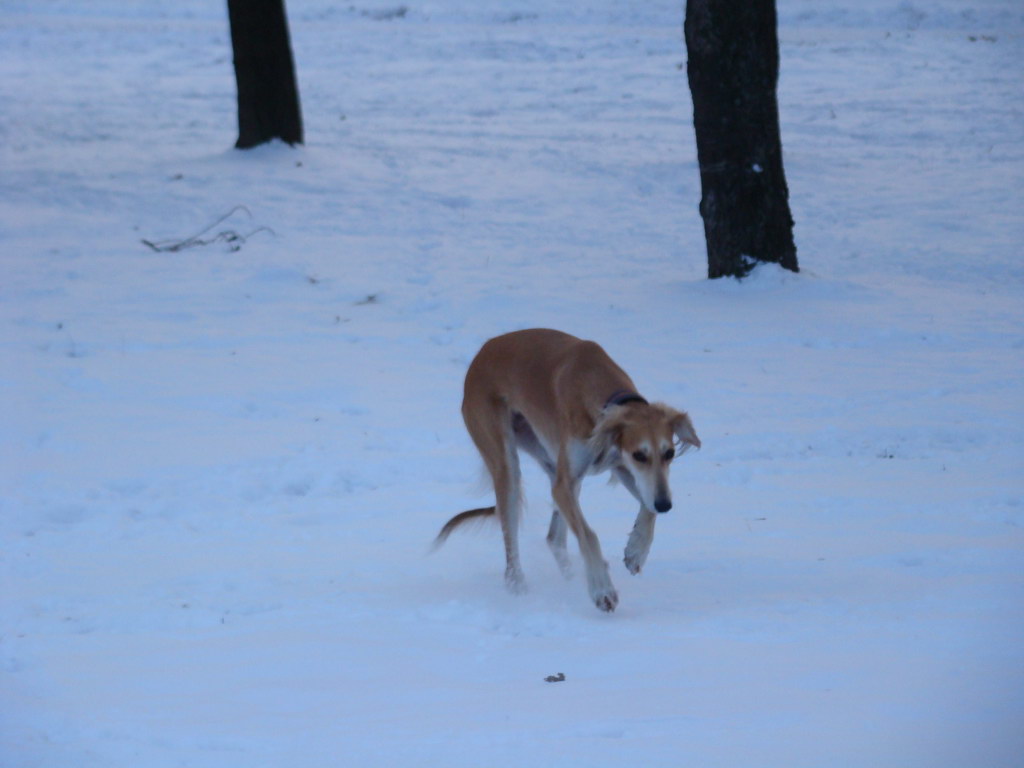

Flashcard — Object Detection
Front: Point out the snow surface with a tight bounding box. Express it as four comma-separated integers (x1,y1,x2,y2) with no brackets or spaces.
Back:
2,0,1023,766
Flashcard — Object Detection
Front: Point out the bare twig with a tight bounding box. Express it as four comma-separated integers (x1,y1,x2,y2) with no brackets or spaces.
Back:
141,206,275,253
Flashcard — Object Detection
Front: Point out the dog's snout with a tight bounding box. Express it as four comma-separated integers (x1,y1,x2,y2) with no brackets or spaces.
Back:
654,498,672,513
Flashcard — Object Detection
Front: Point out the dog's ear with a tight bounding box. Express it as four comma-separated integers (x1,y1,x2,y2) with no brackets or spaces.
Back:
671,410,701,451
652,403,701,451
588,408,628,472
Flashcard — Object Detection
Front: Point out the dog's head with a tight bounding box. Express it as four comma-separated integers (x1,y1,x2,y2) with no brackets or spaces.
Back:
590,402,700,513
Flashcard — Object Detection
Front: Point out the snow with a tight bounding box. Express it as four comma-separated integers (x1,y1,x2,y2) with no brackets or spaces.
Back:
2,0,1022,765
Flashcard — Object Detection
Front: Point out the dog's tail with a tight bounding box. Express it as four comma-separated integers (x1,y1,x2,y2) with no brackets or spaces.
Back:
431,506,496,550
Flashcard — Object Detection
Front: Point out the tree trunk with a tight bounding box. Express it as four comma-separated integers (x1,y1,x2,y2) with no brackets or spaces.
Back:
684,0,797,279
227,0,303,149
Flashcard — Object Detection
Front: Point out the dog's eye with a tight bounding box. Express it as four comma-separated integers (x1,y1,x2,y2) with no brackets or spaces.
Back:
631,451,648,464
663,448,676,462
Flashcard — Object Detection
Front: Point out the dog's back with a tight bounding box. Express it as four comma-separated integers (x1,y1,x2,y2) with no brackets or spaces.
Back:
463,329,636,442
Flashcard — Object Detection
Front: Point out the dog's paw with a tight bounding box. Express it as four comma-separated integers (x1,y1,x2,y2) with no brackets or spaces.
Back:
623,551,644,575
623,522,653,576
504,567,527,595
587,563,618,611
593,588,619,612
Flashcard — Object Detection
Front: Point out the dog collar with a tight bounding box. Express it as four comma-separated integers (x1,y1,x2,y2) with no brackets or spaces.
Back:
604,389,648,409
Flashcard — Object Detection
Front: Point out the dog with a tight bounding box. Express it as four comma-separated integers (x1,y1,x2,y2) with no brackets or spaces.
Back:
434,328,700,612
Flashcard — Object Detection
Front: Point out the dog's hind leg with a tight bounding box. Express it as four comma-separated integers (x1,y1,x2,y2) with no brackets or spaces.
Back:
546,510,573,579
498,444,526,593
464,400,526,593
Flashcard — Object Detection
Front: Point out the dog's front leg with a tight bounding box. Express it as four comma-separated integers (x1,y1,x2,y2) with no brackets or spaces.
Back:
624,508,656,575
552,476,617,612
614,467,656,574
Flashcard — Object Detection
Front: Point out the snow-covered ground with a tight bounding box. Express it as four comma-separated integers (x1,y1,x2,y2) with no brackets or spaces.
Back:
2,0,1022,765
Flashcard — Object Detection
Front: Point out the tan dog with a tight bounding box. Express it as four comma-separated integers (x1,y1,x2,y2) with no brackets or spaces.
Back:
435,329,700,612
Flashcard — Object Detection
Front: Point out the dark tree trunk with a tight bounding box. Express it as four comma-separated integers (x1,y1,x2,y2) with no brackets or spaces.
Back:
684,0,797,279
227,0,303,149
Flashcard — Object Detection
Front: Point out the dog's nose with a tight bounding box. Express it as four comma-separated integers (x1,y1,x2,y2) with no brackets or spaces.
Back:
654,498,672,513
